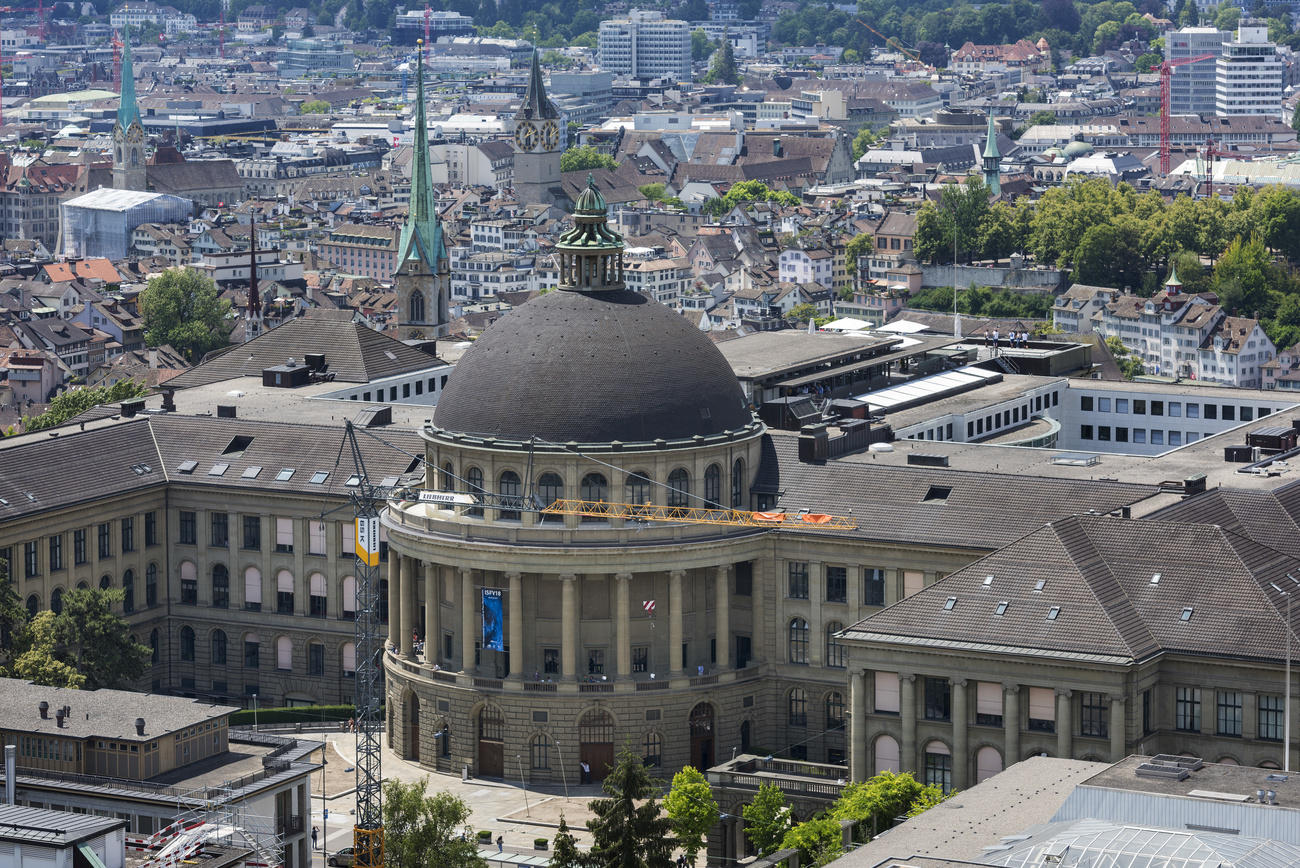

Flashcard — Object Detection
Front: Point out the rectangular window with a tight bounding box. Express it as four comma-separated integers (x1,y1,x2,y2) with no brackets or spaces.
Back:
864,568,885,605
875,671,900,713
1134,429,1146,444
1259,694,1284,741
121,517,135,552
1098,397,1111,412
734,561,752,596
1169,402,1182,418
1151,401,1164,416
924,749,952,793
275,518,293,553
243,516,261,550
1175,686,1201,732
632,646,648,673
181,574,197,606
1186,403,1200,419
787,562,809,599
1080,692,1108,738
145,511,157,546
97,523,112,559
1222,404,1235,421
1116,427,1128,443
1098,426,1111,441
976,681,1002,727
543,647,559,674
587,648,605,675
73,530,86,565
244,641,260,669
1080,395,1094,411
310,574,327,617
308,520,326,556
179,511,196,545
825,566,847,603
24,541,39,578
903,570,924,598
1134,399,1146,414
1116,399,1129,413
1080,425,1094,440
1241,406,1254,422
1204,403,1217,419
48,536,62,572
308,643,324,676
924,677,951,721
1216,690,1242,736
210,513,228,548
1143,689,1152,735
1027,686,1056,733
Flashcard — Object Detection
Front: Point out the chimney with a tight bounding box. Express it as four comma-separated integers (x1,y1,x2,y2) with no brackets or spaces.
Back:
161,388,176,412
38,701,48,719
55,708,65,727
773,138,783,158
4,744,14,806
135,718,146,737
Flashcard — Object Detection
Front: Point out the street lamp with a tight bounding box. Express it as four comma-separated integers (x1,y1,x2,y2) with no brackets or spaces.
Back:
253,693,259,732
1272,578,1295,772
553,739,570,800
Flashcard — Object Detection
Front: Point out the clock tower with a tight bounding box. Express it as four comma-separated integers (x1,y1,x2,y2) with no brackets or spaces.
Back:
512,51,564,208
112,28,146,192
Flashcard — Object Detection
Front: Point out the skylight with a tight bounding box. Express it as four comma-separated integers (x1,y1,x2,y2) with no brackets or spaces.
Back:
1034,579,1046,592
345,474,361,487
242,466,262,479
983,575,994,586
1150,573,1161,585
177,460,198,474
1047,606,1060,620
922,485,952,503
944,597,956,610
276,468,295,481
208,463,230,477
223,435,254,455
995,601,1009,616
1180,607,1194,621
310,471,329,484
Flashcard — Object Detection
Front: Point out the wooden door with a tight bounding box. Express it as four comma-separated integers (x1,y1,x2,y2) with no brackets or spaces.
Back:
478,739,503,778
580,742,615,781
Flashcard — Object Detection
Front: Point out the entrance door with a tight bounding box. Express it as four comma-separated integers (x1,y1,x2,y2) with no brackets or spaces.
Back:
578,709,616,781
580,742,615,781
690,703,715,771
477,706,504,778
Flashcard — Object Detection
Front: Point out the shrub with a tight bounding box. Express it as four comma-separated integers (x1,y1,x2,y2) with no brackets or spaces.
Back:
228,703,360,725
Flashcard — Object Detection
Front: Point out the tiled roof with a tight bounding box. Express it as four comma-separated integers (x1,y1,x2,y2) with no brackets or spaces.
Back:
843,514,1299,663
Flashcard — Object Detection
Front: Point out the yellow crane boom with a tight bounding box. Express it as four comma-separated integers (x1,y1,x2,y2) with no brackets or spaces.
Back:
540,499,858,530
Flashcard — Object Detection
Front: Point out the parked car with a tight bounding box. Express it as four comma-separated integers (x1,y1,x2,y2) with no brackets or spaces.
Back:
328,848,354,867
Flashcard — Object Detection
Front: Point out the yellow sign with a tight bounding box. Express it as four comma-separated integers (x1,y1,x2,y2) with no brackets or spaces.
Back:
356,516,380,567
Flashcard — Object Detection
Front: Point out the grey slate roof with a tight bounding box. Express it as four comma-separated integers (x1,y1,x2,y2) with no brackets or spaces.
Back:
0,677,238,741
168,310,440,388
1149,484,1300,558
0,803,126,846
842,513,1300,663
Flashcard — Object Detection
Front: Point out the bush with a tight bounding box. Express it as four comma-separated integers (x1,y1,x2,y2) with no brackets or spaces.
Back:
477,830,493,841
228,703,359,725
534,838,548,849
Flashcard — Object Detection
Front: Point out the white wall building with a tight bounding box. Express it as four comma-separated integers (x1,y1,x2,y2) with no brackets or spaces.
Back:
623,248,692,307
449,247,536,301
1165,27,1228,116
1215,19,1285,118
60,190,193,261
779,248,834,288
598,9,692,81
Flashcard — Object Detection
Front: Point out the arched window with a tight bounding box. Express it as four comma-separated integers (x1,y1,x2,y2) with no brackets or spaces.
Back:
180,626,196,661
825,691,845,729
740,720,751,753
788,688,807,726
580,473,607,523
50,587,63,615
276,636,293,671
276,569,294,614
479,705,505,741
538,472,564,523
211,629,227,665
122,569,135,614
530,733,551,769
342,642,356,676
212,564,229,608
26,594,38,618
244,566,262,610
667,468,690,507
825,622,846,668
976,746,1003,783
731,458,744,508
439,722,451,757
77,581,88,590
466,467,484,517
440,462,454,491
874,735,900,774
643,731,662,767
100,575,111,590
149,628,160,665
626,472,652,504
788,617,809,664
244,633,260,668
498,470,522,520
923,741,952,792
342,576,357,620
409,290,425,323
309,573,327,617
146,563,158,608
704,464,721,506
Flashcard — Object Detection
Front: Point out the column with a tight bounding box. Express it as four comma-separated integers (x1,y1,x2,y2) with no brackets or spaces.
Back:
387,552,401,650
615,572,632,678
808,562,823,666
400,556,415,658
460,567,474,672
1004,684,1020,766
715,565,731,669
1056,689,1073,758
885,567,900,606
850,670,868,782
1109,695,1126,762
508,571,523,679
560,574,577,679
951,678,968,790
424,562,438,664
900,674,917,774
669,569,684,674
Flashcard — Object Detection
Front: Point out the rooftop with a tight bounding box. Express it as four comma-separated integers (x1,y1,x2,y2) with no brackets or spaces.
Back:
0,803,126,847
0,678,237,742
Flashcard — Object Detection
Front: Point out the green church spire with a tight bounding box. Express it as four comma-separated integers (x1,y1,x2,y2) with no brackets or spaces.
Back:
395,43,446,273
982,112,1001,196
116,26,142,132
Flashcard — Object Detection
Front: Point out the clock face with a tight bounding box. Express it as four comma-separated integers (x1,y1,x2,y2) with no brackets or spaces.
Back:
126,125,144,144
515,121,537,152
541,119,560,151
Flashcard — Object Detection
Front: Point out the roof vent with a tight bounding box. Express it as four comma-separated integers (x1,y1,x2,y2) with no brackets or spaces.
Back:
217,405,237,418
135,718,145,736
910,454,950,468
38,701,48,719
356,406,392,428
120,398,146,418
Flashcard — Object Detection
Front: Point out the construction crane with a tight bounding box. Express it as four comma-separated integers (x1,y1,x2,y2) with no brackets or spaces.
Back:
112,29,123,91
219,8,225,58
1159,52,1216,175
0,1,46,41
855,18,923,65
1199,135,1228,198
335,421,386,868
423,4,430,64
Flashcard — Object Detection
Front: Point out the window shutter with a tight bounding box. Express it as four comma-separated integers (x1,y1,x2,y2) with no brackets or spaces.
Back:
343,576,356,613
343,642,356,672
244,568,262,604
924,740,950,756
276,517,293,546
277,637,291,669
977,681,1002,716
310,573,326,597
874,735,899,774
343,522,356,554
1029,687,1055,721
277,570,294,593
309,521,326,554
902,570,924,597
875,671,900,713
180,561,196,580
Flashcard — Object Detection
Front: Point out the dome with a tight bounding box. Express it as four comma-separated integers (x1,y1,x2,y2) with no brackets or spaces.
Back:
1063,140,1094,158
433,288,755,444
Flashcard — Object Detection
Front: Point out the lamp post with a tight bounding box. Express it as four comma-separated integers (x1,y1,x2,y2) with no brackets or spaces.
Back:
319,756,327,866
952,203,961,339
1272,579,1294,772
253,693,259,732
553,739,570,800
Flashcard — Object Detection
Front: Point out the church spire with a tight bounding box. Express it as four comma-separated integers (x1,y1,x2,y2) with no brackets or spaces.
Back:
395,41,445,273
117,26,141,132
518,49,559,121
982,112,1001,196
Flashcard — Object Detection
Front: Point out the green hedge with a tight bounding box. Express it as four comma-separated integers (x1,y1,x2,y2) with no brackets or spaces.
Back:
228,704,362,725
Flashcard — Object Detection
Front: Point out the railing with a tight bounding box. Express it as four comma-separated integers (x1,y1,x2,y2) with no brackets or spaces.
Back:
579,683,614,693
636,681,671,691
523,682,557,692
472,678,503,690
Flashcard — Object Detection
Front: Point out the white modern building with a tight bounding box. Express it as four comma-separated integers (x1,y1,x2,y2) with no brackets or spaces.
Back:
779,247,835,288
1165,27,1228,116
109,2,196,35
598,9,692,81
1215,19,1285,118
60,189,193,261
449,247,536,301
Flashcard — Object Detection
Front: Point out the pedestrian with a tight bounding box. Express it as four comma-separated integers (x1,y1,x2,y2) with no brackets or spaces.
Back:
1022,330,1029,347
496,835,503,854
992,329,999,349
580,760,591,784
311,827,319,850
984,330,992,347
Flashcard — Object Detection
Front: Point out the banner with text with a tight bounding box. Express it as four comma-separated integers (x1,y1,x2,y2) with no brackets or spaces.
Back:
481,588,504,652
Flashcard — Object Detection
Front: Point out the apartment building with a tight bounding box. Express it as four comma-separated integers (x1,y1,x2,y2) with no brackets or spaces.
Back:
1215,19,1285,118
598,9,692,81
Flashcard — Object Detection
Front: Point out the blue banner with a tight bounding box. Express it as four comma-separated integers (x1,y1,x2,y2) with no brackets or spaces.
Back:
481,588,504,652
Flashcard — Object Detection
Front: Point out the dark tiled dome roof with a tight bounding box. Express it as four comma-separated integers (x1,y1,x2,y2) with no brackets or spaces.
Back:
434,289,753,443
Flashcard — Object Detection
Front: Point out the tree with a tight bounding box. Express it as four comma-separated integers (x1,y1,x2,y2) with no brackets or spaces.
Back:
0,557,24,665
785,303,819,324
703,37,739,84
742,782,792,857
10,611,87,689
851,126,883,161
585,749,676,868
382,777,485,868
905,784,953,816
638,183,667,202
1105,336,1146,379
1213,234,1274,317
691,28,717,61
140,268,232,362
22,379,150,433
550,815,585,868
1134,51,1161,72
48,588,149,690
664,766,719,864
299,100,331,116
844,233,874,282
1293,102,1300,134
560,145,618,173
780,818,843,867
831,771,927,839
